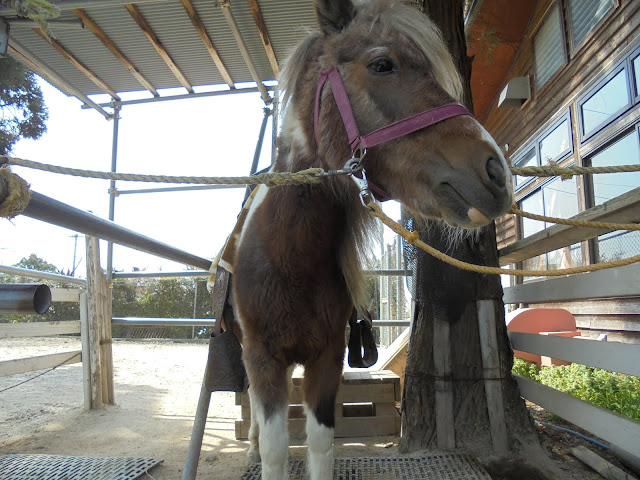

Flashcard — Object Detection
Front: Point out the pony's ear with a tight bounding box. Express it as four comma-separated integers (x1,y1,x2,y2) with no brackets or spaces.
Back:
315,0,356,35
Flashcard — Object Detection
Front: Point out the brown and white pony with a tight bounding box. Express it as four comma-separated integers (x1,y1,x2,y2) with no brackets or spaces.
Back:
232,1,513,478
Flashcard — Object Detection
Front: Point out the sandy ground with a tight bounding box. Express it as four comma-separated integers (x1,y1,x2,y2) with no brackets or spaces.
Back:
2,337,637,480
0,338,397,480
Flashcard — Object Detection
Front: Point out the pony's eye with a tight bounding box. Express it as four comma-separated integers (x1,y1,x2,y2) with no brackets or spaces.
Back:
368,57,395,75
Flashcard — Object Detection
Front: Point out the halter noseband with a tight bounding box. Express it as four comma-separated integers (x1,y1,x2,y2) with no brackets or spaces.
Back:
314,65,472,202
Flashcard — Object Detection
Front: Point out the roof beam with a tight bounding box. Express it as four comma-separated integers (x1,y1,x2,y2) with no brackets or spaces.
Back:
33,28,120,100
180,0,234,89
73,8,158,97
123,3,194,93
219,2,271,104
247,0,279,77
8,40,112,119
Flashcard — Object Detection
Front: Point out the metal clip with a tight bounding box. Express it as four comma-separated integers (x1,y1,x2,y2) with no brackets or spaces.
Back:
348,168,374,207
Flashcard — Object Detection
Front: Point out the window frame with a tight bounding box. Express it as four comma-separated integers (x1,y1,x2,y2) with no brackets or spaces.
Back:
577,61,633,143
512,110,574,193
533,1,568,91
565,0,615,56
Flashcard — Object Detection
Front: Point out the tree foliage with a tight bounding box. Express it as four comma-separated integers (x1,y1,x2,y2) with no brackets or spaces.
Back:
0,55,48,155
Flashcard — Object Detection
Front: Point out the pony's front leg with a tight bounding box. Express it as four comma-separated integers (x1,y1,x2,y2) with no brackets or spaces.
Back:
244,344,290,480
247,386,261,464
302,344,344,480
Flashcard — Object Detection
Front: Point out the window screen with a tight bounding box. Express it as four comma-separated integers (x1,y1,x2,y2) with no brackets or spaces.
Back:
534,4,566,89
567,0,613,51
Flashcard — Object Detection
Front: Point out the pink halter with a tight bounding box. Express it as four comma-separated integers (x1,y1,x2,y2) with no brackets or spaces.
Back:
314,65,472,201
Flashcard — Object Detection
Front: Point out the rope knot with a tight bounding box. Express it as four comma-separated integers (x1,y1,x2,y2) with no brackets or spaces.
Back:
0,168,32,219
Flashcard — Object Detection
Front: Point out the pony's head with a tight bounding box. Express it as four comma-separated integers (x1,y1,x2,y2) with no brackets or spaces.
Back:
279,0,513,228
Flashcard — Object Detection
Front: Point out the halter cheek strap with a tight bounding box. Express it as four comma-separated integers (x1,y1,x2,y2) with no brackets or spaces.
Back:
314,65,472,201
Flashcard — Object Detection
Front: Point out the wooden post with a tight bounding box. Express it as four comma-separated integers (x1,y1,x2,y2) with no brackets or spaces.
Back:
433,317,455,449
477,299,509,453
85,235,115,408
80,292,92,410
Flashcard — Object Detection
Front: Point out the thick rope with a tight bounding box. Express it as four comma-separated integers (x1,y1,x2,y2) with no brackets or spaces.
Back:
1,156,326,187
367,203,640,277
510,207,640,231
510,162,640,179
0,168,31,219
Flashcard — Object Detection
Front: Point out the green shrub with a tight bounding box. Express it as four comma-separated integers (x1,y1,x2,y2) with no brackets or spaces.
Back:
512,359,640,421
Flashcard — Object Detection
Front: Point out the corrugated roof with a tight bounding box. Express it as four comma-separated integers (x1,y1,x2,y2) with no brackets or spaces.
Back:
2,0,318,113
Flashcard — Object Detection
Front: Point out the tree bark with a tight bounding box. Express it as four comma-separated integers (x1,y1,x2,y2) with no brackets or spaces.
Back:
400,2,554,477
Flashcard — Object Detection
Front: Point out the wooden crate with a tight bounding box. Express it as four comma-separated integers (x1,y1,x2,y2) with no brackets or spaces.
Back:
235,370,401,441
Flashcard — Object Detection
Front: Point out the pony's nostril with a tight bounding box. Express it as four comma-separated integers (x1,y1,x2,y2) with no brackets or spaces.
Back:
486,156,506,188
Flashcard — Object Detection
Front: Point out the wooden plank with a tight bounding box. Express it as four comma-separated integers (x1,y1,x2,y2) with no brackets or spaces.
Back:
499,188,640,265
247,0,279,77
180,0,234,88
80,292,91,410
477,300,509,453
124,3,193,93
514,375,640,459
0,320,80,338
33,28,120,100
0,351,81,377
433,316,455,450
51,288,81,303
503,263,640,304
575,315,640,332
86,236,104,410
73,8,158,96
541,298,640,315
570,445,638,480
235,415,400,441
508,331,640,377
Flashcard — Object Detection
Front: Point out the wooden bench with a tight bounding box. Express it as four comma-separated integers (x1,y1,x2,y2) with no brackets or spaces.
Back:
235,370,401,441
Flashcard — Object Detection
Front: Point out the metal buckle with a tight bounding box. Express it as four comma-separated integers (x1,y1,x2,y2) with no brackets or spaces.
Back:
345,149,373,207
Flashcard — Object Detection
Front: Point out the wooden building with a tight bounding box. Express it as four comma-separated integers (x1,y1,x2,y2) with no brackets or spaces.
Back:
467,0,640,343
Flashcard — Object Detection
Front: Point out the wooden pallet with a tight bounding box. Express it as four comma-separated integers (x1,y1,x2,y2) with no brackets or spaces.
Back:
235,370,401,441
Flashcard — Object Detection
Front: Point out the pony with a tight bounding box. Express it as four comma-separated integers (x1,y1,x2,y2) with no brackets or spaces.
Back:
231,1,513,478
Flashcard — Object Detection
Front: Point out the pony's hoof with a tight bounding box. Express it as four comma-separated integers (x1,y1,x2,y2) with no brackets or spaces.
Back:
248,450,261,464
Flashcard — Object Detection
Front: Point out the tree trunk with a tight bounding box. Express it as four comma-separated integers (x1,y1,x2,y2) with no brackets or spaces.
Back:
399,2,557,477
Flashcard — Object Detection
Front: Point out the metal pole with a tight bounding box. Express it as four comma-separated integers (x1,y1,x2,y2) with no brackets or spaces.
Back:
107,104,121,284
244,108,271,201
0,283,51,314
183,377,212,480
0,264,87,285
22,191,212,270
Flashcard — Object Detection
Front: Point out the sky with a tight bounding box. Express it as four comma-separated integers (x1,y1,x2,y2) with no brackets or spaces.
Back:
1,79,401,278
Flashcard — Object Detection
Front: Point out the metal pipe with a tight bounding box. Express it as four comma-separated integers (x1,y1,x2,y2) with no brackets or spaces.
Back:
0,265,87,285
82,86,275,109
113,271,209,279
23,191,212,271
182,377,212,480
106,105,121,283
364,269,411,276
372,319,411,327
220,2,271,104
245,108,271,201
0,283,51,314
116,184,243,195
111,317,217,326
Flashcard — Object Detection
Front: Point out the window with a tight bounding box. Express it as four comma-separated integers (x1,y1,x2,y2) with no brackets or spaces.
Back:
633,53,640,99
534,4,566,89
590,131,640,206
519,177,583,279
540,118,572,163
588,130,640,263
579,67,631,140
567,0,613,51
512,113,573,192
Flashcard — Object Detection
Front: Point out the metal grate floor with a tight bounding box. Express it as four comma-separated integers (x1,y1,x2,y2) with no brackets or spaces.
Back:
0,454,163,480
242,454,491,480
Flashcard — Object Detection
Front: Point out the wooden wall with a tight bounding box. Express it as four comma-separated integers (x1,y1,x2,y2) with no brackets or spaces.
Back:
485,0,640,342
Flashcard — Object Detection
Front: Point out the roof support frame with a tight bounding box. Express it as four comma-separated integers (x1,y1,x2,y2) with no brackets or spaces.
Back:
247,0,279,77
72,8,158,97
180,0,234,89
33,27,120,100
219,1,271,105
123,3,194,94
8,39,112,119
